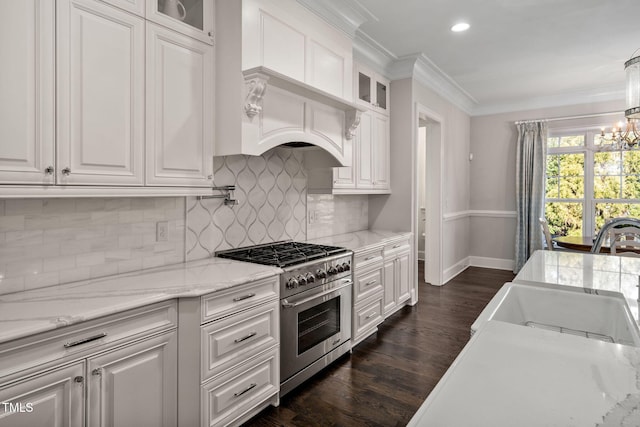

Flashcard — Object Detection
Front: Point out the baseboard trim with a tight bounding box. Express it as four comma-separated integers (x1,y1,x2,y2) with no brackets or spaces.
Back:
443,257,470,284
469,256,514,271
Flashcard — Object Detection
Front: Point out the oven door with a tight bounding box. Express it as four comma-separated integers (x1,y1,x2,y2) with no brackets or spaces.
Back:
280,278,352,382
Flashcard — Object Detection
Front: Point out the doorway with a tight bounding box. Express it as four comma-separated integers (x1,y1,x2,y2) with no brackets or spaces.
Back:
415,104,443,286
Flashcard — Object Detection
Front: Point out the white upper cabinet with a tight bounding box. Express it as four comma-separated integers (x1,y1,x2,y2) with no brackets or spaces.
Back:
146,23,213,187
0,0,55,185
356,63,389,116
57,0,145,186
146,0,214,45
0,0,214,196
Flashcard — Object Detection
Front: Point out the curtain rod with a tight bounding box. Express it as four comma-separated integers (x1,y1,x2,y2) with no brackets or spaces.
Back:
514,111,622,125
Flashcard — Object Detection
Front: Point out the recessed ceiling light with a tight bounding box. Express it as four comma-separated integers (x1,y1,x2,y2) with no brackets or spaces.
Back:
451,22,470,32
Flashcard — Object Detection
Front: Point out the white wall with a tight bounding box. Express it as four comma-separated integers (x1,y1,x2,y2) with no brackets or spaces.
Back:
469,99,625,269
369,77,472,283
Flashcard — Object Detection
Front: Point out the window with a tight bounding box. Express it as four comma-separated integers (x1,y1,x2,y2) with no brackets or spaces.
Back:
545,128,640,237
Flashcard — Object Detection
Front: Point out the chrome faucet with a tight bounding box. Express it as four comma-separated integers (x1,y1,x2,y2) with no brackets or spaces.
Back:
590,217,640,253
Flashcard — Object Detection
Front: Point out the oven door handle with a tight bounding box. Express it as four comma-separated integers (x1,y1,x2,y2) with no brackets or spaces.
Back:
281,280,352,309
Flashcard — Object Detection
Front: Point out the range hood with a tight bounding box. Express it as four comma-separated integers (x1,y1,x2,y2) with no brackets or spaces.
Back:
214,0,364,168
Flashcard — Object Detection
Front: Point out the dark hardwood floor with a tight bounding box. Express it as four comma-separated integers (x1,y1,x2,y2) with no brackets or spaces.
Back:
243,263,515,427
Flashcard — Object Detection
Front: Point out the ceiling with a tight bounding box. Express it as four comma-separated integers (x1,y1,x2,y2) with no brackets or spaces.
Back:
343,0,640,115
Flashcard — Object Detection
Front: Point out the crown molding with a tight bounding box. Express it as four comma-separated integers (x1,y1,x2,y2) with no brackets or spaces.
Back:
352,30,397,76
296,0,377,38
471,86,625,116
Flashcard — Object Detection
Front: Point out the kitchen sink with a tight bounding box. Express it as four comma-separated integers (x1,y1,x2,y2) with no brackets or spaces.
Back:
471,282,640,347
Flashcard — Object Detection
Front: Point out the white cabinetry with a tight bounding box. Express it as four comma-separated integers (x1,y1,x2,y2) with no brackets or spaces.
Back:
0,0,55,185
351,246,385,345
178,276,280,427
0,0,214,197
0,300,178,426
0,362,84,427
383,236,412,316
355,63,389,115
146,0,214,44
146,23,213,186
57,0,145,186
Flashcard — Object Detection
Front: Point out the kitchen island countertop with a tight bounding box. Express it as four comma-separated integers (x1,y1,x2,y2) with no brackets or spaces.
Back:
0,258,281,344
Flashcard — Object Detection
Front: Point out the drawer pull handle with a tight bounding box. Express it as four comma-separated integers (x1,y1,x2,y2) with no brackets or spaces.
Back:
393,244,401,248
64,332,107,348
365,280,377,286
233,293,256,302
234,331,257,343
364,256,376,261
366,312,377,319
234,383,257,397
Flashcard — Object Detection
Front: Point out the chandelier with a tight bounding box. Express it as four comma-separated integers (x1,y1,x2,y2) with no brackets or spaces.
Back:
626,51,640,119
598,119,640,150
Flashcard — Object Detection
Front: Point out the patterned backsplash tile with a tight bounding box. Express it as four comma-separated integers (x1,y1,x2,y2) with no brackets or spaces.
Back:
186,148,307,260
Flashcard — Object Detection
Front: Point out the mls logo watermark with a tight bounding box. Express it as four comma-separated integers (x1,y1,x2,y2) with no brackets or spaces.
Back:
2,402,34,414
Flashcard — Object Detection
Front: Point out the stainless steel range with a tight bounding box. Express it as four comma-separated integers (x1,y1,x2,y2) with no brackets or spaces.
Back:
216,241,353,396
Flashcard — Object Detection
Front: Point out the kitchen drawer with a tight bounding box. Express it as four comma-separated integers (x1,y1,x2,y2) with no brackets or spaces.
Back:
201,301,278,381
354,266,383,303
353,245,384,267
201,276,278,324
353,293,383,344
0,300,176,381
202,348,278,427
383,236,411,255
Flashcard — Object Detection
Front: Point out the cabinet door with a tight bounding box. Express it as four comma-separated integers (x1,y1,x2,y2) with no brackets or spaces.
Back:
0,362,84,427
0,0,55,185
383,258,396,315
356,111,374,188
146,0,214,45
87,331,177,427
372,112,390,190
57,0,145,186
396,250,411,305
355,64,373,108
333,134,356,189
146,23,214,187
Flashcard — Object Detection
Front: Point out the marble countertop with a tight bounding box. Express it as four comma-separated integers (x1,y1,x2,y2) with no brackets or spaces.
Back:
0,258,281,344
515,250,640,320
307,229,412,252
409,320,640,426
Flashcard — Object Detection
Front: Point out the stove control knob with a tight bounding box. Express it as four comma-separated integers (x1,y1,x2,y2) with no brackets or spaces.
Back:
342,262,351,272
316,269,327,279
286,277,299,289
297,275,307,286
336,264,345,273
327,266,338,276
306,273,316,283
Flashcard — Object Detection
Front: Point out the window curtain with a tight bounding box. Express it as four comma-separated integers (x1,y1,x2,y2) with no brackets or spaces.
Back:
515,121,548,273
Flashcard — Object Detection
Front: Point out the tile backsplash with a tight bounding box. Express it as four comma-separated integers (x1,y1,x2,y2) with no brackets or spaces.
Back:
186,148,307,260
0,149,370,295
0,198,185,295
307,194,369,240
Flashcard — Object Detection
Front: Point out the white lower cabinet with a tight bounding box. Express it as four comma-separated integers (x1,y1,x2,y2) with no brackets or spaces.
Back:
87,331,177,427
0,300,178,427
351,234,414,345
0,362,85,427
178,276,280,427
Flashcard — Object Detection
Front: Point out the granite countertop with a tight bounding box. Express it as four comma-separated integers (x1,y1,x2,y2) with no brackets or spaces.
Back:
0,258,281,344
409,320,640,426
307,229,412,252
515,250,640,321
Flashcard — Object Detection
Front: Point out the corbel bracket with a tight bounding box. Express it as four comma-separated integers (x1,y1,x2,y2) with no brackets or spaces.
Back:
244,73,269,119
345,109,362,140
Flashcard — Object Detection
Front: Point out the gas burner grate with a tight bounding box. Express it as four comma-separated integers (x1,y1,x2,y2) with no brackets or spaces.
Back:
215,241,348,267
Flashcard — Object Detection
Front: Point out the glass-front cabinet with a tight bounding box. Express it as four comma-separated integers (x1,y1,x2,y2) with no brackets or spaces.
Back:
147,0,214,44
355,63,389,115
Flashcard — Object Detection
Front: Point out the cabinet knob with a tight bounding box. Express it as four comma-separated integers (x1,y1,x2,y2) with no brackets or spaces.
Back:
61,167,71,176
92,368,102,377
44,166,54,175
74,376,84,383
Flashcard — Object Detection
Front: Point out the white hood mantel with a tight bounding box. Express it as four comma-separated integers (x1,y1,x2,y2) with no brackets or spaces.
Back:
215,0,362,167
